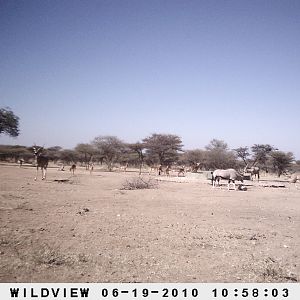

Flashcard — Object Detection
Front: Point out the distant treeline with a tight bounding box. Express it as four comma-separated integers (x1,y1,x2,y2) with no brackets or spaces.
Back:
0,134,299,176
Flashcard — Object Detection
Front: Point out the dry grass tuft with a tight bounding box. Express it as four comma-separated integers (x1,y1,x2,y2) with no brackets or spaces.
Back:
247,257,299,282
262,260,298,282
32,244,74,266
121,177,158,190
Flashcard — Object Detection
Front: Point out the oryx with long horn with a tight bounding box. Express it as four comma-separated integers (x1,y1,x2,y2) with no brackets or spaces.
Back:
212,169,244,190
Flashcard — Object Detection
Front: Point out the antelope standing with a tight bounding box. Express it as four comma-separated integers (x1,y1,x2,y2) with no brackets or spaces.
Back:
89,163,94,175
158,165,171,176
212,169,244,190
70,164,76,175
177,165,185,177
158,165,163,175
244,164,260,181
18,159,24,167
165,165,171,176
148,164,159,175
290,173,300,188
33,146,49,180
119,162,128,172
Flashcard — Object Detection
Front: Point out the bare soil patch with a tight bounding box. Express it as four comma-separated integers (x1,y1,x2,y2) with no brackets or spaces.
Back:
0,164,299,282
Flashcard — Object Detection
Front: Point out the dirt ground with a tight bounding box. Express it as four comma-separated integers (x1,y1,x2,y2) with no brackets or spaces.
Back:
0,164,299,283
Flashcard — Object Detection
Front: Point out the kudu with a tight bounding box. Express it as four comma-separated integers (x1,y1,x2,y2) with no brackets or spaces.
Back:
33,146,49,180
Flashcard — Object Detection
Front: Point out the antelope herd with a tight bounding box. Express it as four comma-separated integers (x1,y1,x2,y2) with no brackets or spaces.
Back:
20,146,300,189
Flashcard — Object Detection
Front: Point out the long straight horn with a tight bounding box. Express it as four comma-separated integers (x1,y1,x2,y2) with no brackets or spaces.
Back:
33,144,37,153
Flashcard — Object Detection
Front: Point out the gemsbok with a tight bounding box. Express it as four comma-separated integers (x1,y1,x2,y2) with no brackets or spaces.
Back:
33,146,49,180
244,164,260,181
212,169,244,190
290,173,300,188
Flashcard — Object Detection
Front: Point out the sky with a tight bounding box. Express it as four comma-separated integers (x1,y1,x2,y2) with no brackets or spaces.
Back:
1,0,300,158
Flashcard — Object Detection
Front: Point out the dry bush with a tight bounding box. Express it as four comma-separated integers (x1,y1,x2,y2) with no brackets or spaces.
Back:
0,233,75,267
32,244,74,266
262,260,298,282
121,176,158,190
247,257,298,282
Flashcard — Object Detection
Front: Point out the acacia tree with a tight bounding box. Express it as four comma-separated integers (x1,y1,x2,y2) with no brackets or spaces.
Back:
142,133,183,165
128,142,145,175
0,145,31,162
270,151,294,177
46,146,62,163
75,143,96,169
181,149,207,172
205,139,238,169
205,139,228,151
251,144,275,166
233,147,251,166
59,149,79,165
0,108,20,137
233,144,277,172
92,136,125,171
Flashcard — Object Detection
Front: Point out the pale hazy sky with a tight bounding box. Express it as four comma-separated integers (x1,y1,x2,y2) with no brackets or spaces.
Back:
1,0,300,158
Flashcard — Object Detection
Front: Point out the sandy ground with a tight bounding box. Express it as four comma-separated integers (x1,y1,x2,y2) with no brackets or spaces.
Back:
0,164,299,283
